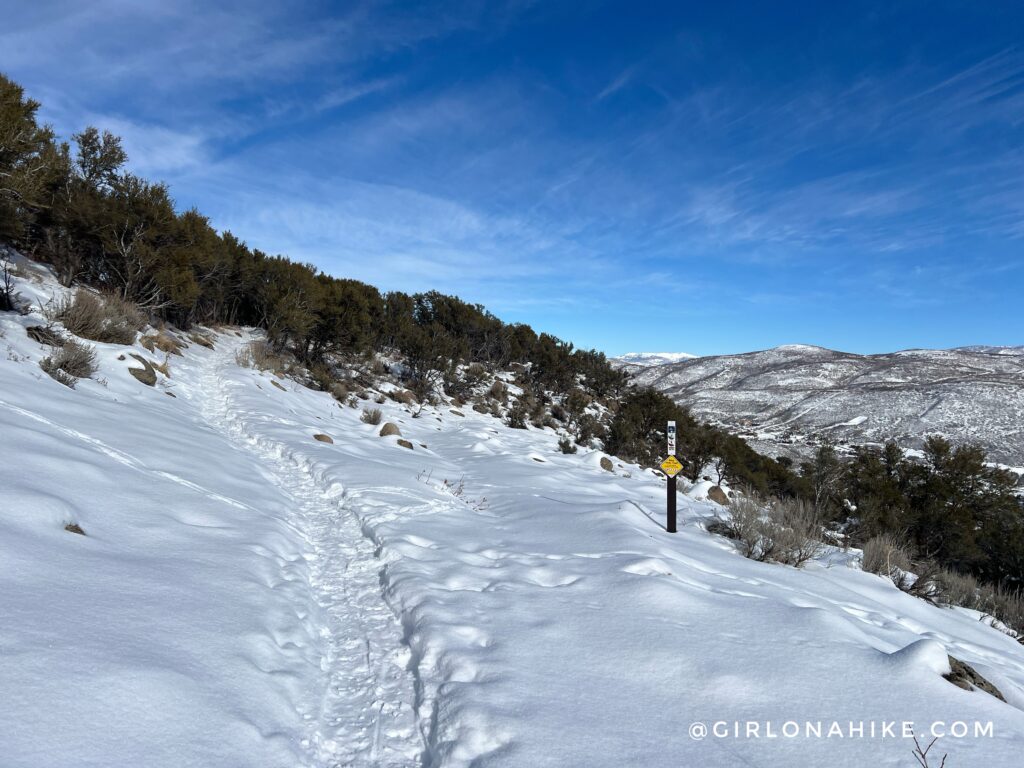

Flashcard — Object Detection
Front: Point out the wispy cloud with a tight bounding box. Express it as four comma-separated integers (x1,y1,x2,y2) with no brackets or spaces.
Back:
5,2,1023,353
595,63,640,101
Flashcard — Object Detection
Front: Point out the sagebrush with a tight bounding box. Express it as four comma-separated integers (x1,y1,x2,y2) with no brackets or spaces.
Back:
40,339,97,387
46,290,145,344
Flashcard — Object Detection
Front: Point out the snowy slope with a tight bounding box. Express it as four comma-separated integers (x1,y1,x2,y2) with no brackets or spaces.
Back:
3,263,1024,767
612,351,698,367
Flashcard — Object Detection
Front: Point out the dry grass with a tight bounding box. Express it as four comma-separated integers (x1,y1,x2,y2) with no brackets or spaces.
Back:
862,533,913,583
46,290,146,345
40,339,98,387
235,340,286,372
860,535,1024,635
388,388,417,405
361,407,383,425
932,568,1024,634
329,381,350,402
26,324,65,347
488,380,508,402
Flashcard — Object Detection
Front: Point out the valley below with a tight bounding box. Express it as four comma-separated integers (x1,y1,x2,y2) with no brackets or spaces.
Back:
618,345,1024,477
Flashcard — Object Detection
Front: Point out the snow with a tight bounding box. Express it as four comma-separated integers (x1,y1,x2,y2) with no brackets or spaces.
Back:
3,262,1024,766
614,351,698,367
773,344,832,353
686,479,717,500
627,341,1024,465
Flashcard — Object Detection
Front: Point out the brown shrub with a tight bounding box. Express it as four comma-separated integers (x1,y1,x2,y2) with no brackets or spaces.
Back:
862,533,912,583
708,495,824,568
329,381,350,402
46,290,146,344
40,339,98,387
26,324,64,347
488,380,507,402
235,340,285,372
388,388,417,405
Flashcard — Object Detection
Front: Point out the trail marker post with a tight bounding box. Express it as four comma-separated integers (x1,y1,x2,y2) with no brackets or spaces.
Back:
661,421,681,533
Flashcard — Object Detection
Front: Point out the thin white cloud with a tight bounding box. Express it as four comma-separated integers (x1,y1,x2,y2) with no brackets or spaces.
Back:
83,115,209,177
595,64,639,101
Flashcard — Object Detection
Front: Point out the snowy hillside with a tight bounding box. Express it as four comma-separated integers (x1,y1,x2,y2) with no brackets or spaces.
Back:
3,262,1024,767
626,345,1024,467
612,351,698,367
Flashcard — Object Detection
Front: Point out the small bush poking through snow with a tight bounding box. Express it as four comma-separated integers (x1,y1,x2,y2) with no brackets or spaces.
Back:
901,562,1024,636
307,363,336,392
46,290,145,345
329,381,350,402
770,499,826,567
558,436,577,454
361,407,383,425
506,399,528,429
235,340,285,372
1,251,22,312
487,380,507,402
40,339,98,387
708,494,824,568
862,533,912,583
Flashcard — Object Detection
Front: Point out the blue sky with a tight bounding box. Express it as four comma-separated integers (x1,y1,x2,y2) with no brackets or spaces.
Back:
3,1,1023,355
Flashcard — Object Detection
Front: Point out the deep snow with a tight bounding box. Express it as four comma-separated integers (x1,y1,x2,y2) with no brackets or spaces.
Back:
3,261,1024,767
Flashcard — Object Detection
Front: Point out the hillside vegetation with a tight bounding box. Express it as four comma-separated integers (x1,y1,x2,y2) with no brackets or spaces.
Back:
3,71,1023,601
0,72,798,497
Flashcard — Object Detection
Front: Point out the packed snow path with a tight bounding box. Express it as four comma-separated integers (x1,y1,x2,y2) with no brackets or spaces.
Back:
190,340,422,767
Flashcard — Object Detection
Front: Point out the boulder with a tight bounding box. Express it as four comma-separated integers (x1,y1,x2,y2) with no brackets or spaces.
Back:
379,422,402,438
127,354,157,386
945,656,1005,701
707,486,730,506
600,456,614,472
397,439,414,450
313,433,334,444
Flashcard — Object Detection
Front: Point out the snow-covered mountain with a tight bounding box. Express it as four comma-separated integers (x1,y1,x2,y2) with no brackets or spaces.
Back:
626,344,1024,466
4,261,1024,766
612,351,698,367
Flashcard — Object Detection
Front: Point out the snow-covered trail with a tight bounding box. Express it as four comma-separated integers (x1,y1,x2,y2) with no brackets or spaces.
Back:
5,256,1024,768
186,338,422,767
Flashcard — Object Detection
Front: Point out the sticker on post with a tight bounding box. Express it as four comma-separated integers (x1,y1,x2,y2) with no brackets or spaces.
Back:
660,455,683,477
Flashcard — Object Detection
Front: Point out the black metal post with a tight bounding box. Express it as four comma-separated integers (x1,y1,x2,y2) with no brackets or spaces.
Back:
667,475,677,533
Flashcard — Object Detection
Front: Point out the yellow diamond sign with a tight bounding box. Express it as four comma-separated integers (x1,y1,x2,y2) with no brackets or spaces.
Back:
660,455,683,477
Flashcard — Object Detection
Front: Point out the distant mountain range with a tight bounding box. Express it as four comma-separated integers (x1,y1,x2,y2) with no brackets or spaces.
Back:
611,351,698,367
614,345,1024,471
